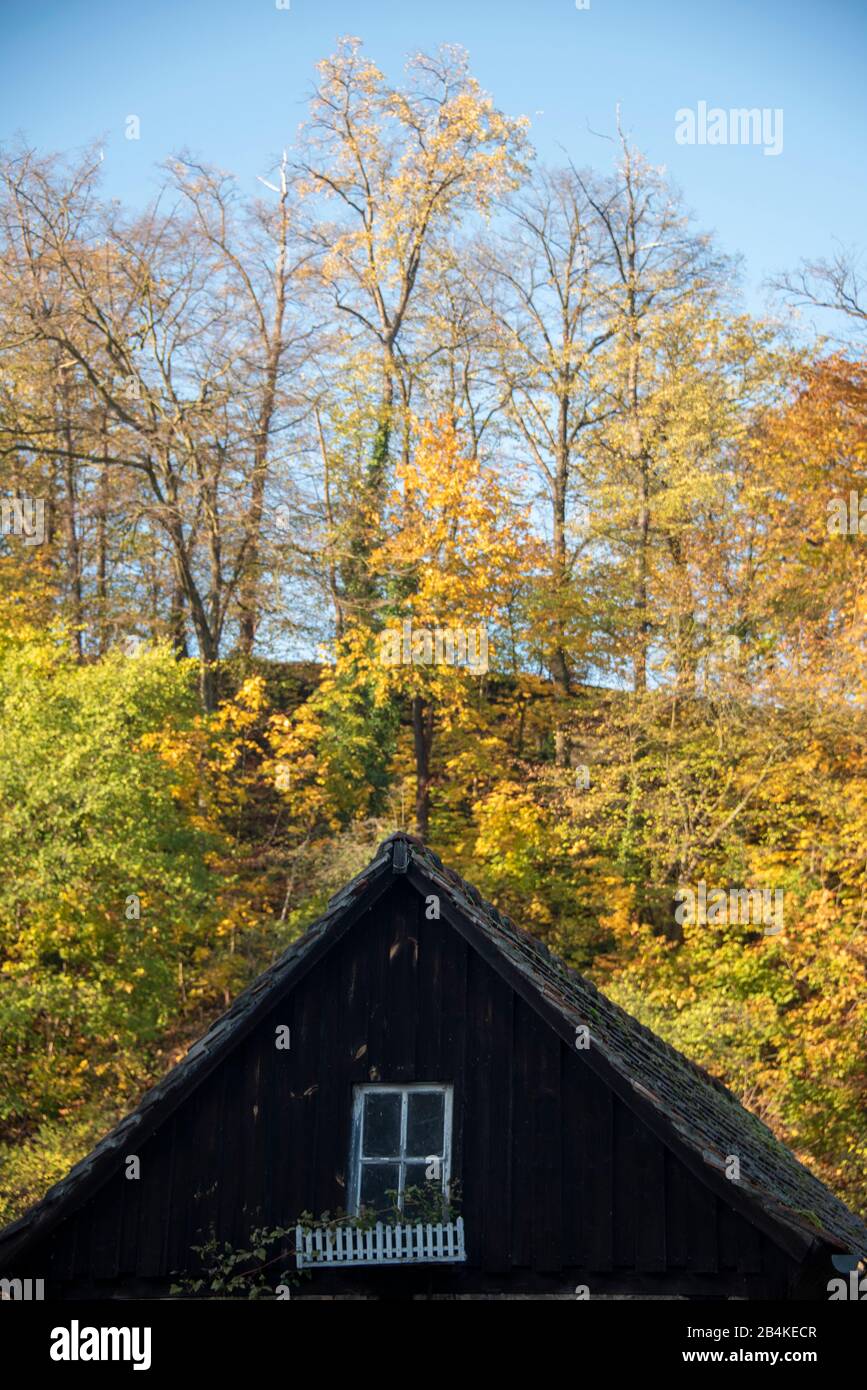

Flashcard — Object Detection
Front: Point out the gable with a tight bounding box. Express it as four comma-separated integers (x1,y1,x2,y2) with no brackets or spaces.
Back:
0,877,819,1295
2,832,865,1296
400,840,867,1263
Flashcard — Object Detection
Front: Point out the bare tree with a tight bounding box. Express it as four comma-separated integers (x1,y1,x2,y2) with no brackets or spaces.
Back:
0,146,313,706
476,166,614,711
573,131,728,692
168,153,317,656
772,248,867,336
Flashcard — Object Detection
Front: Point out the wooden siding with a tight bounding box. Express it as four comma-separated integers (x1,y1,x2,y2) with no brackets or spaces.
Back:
22,881,799,1297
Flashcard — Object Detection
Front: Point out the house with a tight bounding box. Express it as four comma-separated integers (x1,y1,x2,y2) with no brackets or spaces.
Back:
1,832,865,1300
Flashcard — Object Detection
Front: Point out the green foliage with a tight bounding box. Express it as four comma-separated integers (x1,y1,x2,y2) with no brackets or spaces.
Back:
0,56,864,1241
0,1100,129,1228
172,1178,464,1295
170,1183,460,1298
170,1224,299,1300
0,631,222,1126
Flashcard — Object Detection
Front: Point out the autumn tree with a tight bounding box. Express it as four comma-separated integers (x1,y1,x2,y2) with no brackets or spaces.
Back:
295,37,529,615
371,416,535,836
573,133,729,691
476,165,613,710
0,146,317,704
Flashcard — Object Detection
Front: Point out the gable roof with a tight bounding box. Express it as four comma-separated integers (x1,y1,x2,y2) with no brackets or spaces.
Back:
400,837,867,1263
2,831,865,1270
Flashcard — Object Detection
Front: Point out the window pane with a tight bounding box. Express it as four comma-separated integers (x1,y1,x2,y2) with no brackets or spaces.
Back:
403,1162,443,1218
406,1090,444,1156
359,1162,400,1217
362,1091,401,1157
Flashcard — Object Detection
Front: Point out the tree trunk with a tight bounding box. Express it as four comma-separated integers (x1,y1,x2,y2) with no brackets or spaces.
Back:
412,695,434,841
169,580,189,658
96,458,108,656
58,376,83,661
238,164,290,656
635,466,650,693
342,362,394,617
164,510,220,712
551,439,572,767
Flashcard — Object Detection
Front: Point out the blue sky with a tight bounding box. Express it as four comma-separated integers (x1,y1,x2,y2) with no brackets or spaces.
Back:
1,0,865,327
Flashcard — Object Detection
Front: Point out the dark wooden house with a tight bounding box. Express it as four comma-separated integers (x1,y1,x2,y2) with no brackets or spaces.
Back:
1,832,865,1299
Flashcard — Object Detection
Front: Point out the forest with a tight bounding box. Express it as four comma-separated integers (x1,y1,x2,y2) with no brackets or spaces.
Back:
1,37,865,1230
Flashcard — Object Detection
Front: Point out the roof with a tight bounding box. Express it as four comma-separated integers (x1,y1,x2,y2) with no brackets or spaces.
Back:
2,831,866,1268
401,836,867,1262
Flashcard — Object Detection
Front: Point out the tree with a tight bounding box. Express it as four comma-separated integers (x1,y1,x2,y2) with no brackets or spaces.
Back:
167,154,317,656
371,416,535,836
0,634,219,1122
773,249,867,339
476,165,614,740
296,37,529,614
0,146,314,705
576,132,728,691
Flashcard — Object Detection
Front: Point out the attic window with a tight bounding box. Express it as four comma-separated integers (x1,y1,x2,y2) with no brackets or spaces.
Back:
349,1084,453,1218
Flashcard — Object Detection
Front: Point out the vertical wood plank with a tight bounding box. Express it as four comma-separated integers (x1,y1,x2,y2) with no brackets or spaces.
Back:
736,1206,763,1274
416,901,444,1078
582,1068,614,1272
383,883,419,1081
136,1128,172,1277
510,995,533,1268
241,1035,266,1243
612,1097,637,1268
90,1171,123,1279
463,947,492,1267
560,1045,585,1268
665,1147,690,1269
718,1198,741,1270
439,920,467,1240
48,1217,78,1283
166,1084,201,1276
633,1121,667,1272
482,967,513,1272
73,1201,93,1280
215,1050,246,1249
264,984,296,1229
189,1062,226,1257
335,920,369,1210
289,953,325,1221
531,1013,562,1274
365,909,390,1078
687,1181,719,1274
312,933,343,1219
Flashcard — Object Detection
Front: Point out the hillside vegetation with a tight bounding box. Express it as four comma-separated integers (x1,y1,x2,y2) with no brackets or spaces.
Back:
1,38,865,1225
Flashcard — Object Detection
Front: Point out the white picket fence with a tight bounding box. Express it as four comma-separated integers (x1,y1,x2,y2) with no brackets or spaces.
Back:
295,1216,466,1269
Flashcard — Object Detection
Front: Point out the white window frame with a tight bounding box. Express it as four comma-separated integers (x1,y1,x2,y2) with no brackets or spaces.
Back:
348,1083,453,1217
